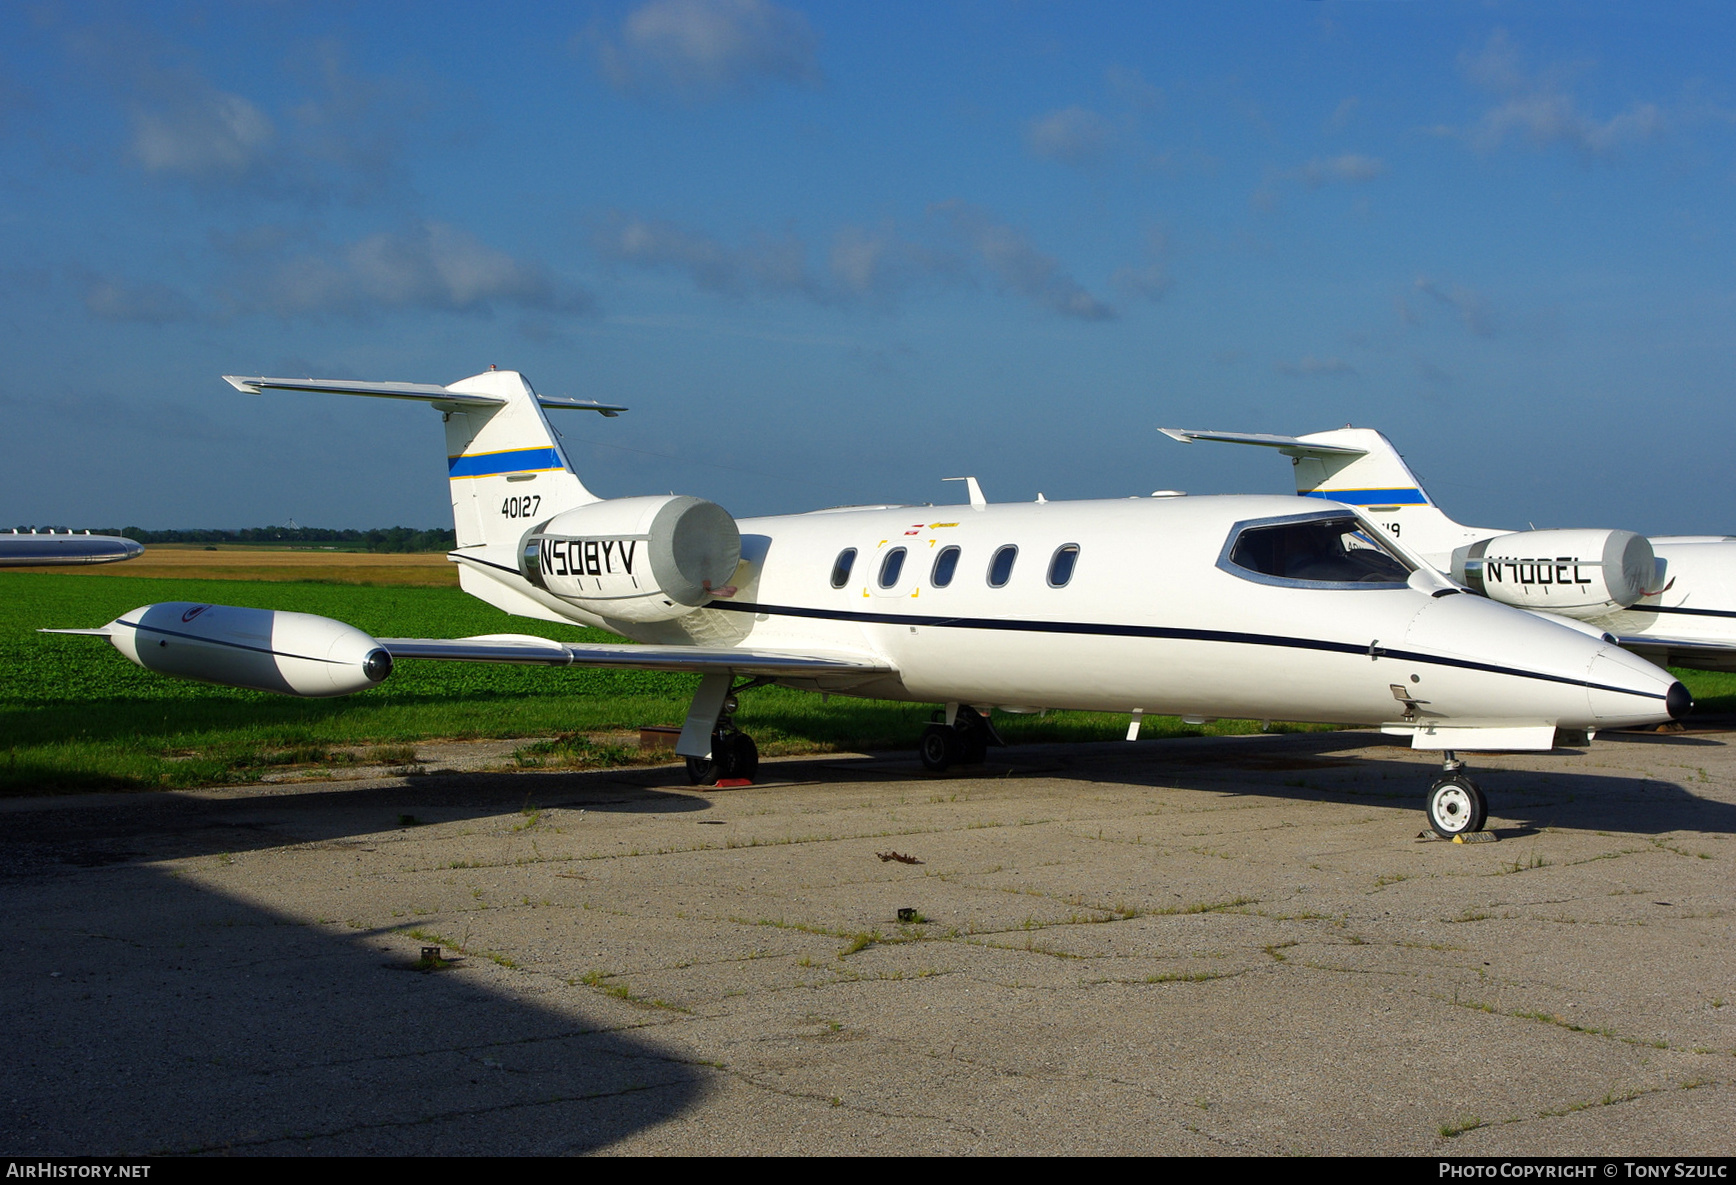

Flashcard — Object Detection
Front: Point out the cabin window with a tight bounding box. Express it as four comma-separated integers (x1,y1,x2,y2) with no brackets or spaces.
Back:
1221,513,1413,589
987,545,1018,588
830,548,857,589
932,546,961,587
879,547,907,588
1047,544,1080,587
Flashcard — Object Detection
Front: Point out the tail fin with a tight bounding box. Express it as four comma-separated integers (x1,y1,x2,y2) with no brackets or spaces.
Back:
226,370,626,549
1160,426,1504,565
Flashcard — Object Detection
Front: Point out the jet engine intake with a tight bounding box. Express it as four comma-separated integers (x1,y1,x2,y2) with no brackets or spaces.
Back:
520,495,741,623
101,603,392,697
1452,529,1656,618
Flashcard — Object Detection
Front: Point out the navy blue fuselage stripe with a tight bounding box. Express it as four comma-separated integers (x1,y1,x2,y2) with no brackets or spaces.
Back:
1301,489,1429,505
118,619,345,664
1622,603,1736,620
447,448,562,477
453,553,522,576
705,600,1664,701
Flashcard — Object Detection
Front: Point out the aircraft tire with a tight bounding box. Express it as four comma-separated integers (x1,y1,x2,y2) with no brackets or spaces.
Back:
960,731,989,765
685,754,718,785
1427,774,1487,836
721,733,758,782
919,724,961,773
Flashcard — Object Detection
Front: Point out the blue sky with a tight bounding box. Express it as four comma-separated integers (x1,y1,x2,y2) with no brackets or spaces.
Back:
4,1,1734,534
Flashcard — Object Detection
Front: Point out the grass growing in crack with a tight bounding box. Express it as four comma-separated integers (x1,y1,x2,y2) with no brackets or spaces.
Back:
1438,1115,1484,1139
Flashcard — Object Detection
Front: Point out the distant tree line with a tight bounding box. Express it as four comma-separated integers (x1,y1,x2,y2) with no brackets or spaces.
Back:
11,526,458,553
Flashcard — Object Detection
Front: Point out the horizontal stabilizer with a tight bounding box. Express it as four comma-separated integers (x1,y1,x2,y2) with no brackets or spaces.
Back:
224,375,627,415
379,635,894,678
1159,428,1367,458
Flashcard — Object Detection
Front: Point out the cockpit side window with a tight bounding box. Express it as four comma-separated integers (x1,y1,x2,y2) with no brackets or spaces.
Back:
1221,514,1413,589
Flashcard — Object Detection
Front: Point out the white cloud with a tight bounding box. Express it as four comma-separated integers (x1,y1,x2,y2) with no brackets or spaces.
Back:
595,0,821,101
934,203,1115,321
595,205,1114,321
130,90,275,180
244,223,591,318
1025,106,1115,169
1297,153,1386,187
1456,29,1665,156
83,277,198,323
1414,275,1495,337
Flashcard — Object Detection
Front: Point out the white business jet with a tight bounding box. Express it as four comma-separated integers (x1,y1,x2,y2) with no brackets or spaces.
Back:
1161,426,1736,673
46,371,1688,838
1,528,143,566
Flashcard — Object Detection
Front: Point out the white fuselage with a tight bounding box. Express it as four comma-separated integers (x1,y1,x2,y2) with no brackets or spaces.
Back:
452,494,1681,733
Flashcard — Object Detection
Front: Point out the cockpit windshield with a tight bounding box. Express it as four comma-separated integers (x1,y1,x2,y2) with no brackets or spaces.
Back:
1223,514,1414,588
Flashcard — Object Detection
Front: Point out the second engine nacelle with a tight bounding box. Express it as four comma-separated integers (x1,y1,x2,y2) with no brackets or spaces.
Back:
100,602,393,696
1452,529,1656,618
520,495,741,623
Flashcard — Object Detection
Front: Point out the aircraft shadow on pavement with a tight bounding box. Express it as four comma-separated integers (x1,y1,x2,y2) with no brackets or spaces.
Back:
3,855,704,1156
697,728,1736,840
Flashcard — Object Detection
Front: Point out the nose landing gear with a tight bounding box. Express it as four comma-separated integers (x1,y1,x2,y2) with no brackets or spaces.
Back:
1426,751,1487,837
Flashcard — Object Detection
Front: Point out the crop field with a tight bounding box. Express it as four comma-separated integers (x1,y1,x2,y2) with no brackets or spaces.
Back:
4,558,1729,797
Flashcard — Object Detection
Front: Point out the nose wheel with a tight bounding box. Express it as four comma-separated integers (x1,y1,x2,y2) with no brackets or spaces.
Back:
1426,753,1487,836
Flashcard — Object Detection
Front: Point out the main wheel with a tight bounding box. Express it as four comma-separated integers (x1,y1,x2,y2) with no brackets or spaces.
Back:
719,732,758,782
960,731,989,765
1427,774,1487,836
919,724,962,773
685,754,718,785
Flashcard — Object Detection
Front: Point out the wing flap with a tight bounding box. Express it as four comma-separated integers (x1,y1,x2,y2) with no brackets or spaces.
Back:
379,636,894,677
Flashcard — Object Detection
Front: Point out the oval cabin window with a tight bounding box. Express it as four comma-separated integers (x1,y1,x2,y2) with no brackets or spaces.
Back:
830,548,857,589
879,547,907,588
932,546,961,587
1047,544,1080,587
988,545,1018,588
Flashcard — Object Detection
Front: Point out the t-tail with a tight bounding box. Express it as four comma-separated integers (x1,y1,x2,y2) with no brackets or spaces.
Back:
225,369,625,549
1160,426,1505,567
225,369,630,621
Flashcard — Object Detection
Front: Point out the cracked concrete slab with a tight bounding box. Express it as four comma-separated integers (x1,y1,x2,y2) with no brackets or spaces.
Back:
2,727,1733,1155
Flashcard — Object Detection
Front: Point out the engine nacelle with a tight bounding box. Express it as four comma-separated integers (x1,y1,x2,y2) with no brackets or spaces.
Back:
520,495,741,623
103,602,393,696
1452,529,1656,618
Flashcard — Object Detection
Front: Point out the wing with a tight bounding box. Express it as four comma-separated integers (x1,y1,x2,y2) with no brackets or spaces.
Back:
1158,428,1368,458
1616,635,1736,673
224,375,627,416
378,633,894,679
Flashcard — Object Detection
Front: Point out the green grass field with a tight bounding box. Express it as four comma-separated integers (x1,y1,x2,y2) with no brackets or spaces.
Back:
6,571,1730,797
0,571,1341,796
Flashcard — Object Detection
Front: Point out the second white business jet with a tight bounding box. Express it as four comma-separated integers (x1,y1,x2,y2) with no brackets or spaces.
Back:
48,371,1687,838
1162,425,1736,673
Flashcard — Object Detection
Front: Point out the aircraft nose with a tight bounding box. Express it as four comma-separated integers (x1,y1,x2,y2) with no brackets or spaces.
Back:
1667,680,1693,721
1586,646,1681,728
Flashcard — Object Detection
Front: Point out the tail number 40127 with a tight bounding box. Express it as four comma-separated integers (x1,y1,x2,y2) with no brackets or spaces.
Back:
502,495,541,519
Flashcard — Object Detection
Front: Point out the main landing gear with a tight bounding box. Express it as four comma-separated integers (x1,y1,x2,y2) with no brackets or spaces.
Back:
919,705,1001,774
678,672,762,786
1426,750,1488,837
685,723,758,785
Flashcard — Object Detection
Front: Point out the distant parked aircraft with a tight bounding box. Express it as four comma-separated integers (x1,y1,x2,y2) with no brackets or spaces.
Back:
0,528,142,567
